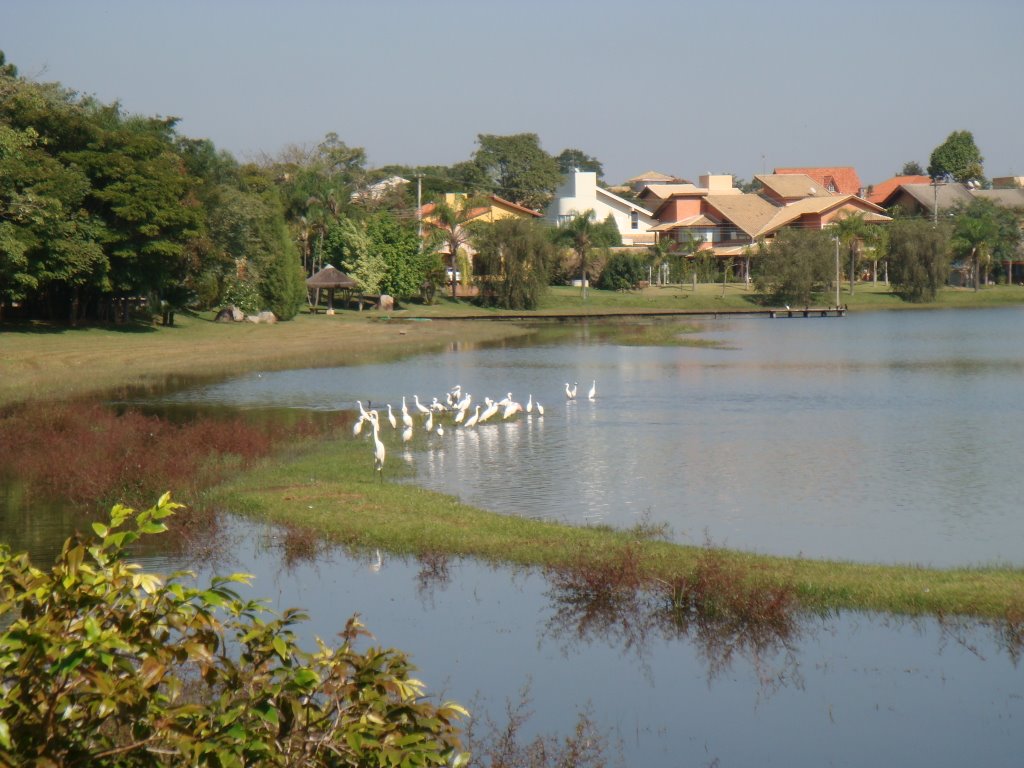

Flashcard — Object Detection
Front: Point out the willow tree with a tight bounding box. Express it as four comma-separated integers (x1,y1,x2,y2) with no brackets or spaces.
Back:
474,217,554,309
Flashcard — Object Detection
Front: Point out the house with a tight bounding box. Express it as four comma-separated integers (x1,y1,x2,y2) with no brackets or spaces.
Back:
546,171,658,246
650,173,890,278
417,193,542,295
865,175,931,206
350,175,410,202
875,182,974,220
417,193,542,225
773,166,864,196
623,170,689,194
992,176,1024,189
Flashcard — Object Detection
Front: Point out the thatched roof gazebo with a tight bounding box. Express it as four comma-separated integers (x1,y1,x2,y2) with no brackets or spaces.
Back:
306,264,358,312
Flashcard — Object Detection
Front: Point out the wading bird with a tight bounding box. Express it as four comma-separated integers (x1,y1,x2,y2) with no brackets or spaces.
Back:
588,380,597,400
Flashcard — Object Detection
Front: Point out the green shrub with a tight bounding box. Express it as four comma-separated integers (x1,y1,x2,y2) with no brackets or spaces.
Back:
0,494,468,767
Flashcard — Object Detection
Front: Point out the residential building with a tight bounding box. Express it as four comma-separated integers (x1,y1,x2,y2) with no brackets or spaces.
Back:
546,171,658,246
773,166,864,196
651,173,889,264
865,175,931,206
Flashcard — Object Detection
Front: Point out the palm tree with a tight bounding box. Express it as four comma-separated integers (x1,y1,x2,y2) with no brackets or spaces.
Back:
554,210,598,300
952,212,999,291
424,196,483,298
831,212,869,295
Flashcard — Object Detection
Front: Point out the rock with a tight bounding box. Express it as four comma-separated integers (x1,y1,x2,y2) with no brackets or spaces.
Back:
377,294,394,311
215,306,243,322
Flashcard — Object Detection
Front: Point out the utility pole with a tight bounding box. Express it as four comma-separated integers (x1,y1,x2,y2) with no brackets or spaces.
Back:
416,174,423,239
834,236,840,308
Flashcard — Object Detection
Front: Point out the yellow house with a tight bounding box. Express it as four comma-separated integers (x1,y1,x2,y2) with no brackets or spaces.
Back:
418,194,542,295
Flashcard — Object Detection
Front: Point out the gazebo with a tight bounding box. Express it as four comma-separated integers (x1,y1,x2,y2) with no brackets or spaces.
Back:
306,264,357,312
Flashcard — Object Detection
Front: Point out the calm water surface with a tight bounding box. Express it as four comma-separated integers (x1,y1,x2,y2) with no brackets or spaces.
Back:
161,307,1024,567
5,307,1023,766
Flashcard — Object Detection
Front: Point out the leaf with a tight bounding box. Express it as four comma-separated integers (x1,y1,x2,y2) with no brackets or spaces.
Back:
272,635,290,661
140,656,166,689
91,522,109,538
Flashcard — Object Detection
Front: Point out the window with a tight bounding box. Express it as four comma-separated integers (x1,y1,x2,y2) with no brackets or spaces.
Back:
630,210,639,230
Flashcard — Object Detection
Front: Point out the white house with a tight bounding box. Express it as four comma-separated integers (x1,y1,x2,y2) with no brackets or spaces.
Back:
546,171,657,246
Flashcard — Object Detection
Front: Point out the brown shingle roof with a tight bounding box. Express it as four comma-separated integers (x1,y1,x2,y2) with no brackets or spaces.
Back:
774,166,863,195
703,194,778,237
866,175,931,205
756,174,832,200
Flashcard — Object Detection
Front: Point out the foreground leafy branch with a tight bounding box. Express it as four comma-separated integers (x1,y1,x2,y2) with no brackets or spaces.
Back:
0,493,468,767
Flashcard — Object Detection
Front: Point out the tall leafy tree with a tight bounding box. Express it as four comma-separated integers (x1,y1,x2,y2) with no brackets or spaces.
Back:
928,130,985,185
887,218,951,301
899,160,926,176
754,229,834,305
556,148,604,180
471,133,561,210
474,217,555,309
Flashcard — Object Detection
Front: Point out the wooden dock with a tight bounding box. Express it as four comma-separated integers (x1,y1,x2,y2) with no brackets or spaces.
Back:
768,307,847,318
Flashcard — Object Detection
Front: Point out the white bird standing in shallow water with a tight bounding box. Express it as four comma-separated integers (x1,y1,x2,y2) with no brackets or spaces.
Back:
401,397,413,429
371,549,382,572
387,403,397,430
588,380,597,400
367,412,385,482
525,394,533,414
565,382,577,399
402,424,413,444
463,405,481,429
413,394,430,415
424,410,434,432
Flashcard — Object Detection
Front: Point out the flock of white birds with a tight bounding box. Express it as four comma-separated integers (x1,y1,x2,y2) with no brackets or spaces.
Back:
352,380,597,480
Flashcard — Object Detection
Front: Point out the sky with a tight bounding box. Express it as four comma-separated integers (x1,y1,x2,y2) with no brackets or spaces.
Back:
6,0,1023,188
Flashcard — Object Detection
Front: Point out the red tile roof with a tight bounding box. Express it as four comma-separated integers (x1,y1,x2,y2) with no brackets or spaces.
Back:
864,175,931,205
773,167,863,196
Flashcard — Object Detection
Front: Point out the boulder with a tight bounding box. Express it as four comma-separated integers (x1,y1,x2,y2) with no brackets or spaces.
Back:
215,306,244,323
377,294,394,311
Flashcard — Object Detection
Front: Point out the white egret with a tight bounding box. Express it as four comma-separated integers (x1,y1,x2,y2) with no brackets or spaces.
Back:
454,407,467,424
352,415,365,436
502,400,523,420
436,424,444,436
536,401,544,416
371,549,383,572
367,412,385,482
424,410,434,432
526,394,533,414
479,399,499,423
565,382,577,399
401,397,413,429
413,394,430,415
387,404,397,430
463,405,481,428
402,424,413,443
588,380,597,400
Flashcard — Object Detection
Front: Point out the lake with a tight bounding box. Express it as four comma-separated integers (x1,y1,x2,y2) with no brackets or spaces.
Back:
5,307,1024,765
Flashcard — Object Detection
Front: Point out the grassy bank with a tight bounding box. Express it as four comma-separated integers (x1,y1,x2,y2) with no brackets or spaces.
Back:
209,435,1024,620
4,287,1024,620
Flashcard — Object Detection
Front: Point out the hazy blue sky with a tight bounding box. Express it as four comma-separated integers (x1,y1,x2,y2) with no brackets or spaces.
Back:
7,0,1022,186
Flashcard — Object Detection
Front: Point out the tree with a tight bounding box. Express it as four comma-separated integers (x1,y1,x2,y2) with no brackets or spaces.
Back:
552,211,620,300
754,229,834,305
887,218,952,301
900,160,926,176
951,198,1002,291
0,494,469,767
423,196,485,297
474,217,555,309
471,133,562,210
598,252,646,291
928,130,985,185
830,212,870,295
556,148,604,180
328,212,431,299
